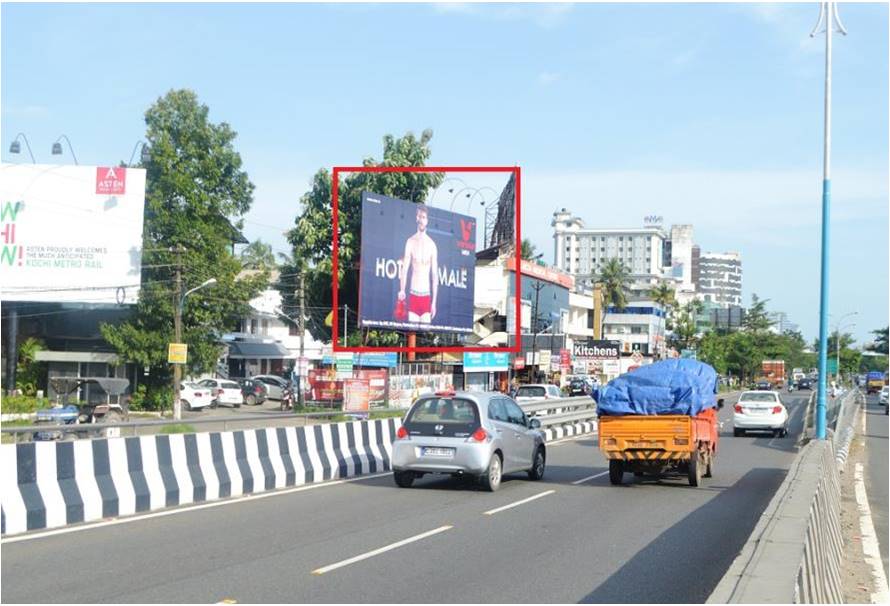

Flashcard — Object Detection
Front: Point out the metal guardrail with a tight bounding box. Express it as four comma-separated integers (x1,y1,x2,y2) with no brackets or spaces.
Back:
537,408,599,427
517,396,597,428
517,396,592,414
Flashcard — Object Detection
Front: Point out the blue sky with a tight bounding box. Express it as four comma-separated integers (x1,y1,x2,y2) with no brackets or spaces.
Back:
2,2,887,346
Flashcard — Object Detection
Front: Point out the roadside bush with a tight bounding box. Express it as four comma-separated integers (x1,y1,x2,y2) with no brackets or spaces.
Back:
0,395,47,415
159,424,196,434
129,385,172,413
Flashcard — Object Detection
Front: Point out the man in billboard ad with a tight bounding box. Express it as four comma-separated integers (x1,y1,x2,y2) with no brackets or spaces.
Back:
359,191,475,333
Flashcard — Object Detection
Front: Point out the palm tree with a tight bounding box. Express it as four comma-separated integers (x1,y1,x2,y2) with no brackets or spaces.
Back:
520,238,538,261
650,281,676,312
596,258,631,310
240,239,276,270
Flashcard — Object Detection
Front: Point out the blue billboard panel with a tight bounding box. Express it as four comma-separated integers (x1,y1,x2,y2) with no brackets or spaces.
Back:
463,352,510,372
322,352,398,368
359,191,476,333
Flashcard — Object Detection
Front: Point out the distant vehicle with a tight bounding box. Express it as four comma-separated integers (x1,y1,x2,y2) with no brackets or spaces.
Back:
252,374,289,400
797,378,813,391
197,378,242,408
792,368,806,383
34,377,131,441
879,386,888,411
762,360,786,390
391,390,546,492
754,379,772,391
180,382,213,411
239,378,268,406
866,371,886,395
856,374,867,388
514,384,562,402
568,378,589,396
733,391,789,438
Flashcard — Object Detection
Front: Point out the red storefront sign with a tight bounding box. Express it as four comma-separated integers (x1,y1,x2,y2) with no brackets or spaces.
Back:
514,357,526,370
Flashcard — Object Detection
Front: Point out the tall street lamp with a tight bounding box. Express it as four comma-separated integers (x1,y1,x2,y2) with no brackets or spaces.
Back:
128,140,151,166
832,311,857,382
173,277,217,420
810,1,847,440
51,134,79,165
8,133,36,163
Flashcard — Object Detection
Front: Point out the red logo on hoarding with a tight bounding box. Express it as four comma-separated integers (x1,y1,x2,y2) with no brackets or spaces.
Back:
96,166,126,195
457,218,475,251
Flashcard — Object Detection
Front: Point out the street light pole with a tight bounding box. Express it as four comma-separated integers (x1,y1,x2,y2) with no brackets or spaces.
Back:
811,1,847,440
834,311,857,383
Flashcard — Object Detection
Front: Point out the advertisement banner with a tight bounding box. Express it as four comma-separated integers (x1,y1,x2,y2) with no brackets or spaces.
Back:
572,340,621,360
308,368,342,401
343,379,371,413
358,191,476,333
539,350,552,368
167,343,188,365
335,352,353,379
356,369,387,406
463,352,510,373
603,359,621,375
0,164,146,303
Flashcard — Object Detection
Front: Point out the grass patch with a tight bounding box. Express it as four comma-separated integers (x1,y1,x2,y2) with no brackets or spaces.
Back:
158,424,196,434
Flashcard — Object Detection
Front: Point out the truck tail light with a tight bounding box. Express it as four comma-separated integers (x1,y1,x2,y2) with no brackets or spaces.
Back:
603,437,617,446
674,437,688,445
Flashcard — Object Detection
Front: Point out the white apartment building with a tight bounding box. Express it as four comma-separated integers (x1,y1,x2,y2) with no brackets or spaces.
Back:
698,252,743,307
601,299,667,359
552,210,667,293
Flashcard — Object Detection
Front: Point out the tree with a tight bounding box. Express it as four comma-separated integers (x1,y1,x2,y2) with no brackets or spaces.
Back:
650,281,676,312
597,258,631,310
15,337,44,396
742,294,773,334
670,301,700,350
285,130,444,345
101,89,268,408
240,239,276,270
520,239,538,261
867,327,889,354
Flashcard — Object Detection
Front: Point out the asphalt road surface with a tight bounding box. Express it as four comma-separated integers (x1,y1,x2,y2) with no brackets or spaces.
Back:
1,393,810,604
863,393,888,580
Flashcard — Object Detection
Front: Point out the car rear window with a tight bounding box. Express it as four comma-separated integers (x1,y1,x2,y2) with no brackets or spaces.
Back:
517,386,546,398
221,381,240,389
404,398,480,437
740,392,778,403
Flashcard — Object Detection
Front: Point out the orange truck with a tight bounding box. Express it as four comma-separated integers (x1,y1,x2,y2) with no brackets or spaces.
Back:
599,404,723,487
762,360,786,389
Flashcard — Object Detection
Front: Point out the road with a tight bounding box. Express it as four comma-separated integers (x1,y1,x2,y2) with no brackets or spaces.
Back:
863,393,888,580
1,393,809,604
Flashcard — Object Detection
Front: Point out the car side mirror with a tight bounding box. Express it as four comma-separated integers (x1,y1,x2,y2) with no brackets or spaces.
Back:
529,417,541,430
717,398,725,409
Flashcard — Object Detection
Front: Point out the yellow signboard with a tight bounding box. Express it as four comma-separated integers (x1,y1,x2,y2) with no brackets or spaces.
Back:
168,343,188,364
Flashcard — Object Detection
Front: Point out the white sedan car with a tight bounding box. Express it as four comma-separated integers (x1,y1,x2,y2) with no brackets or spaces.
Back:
514,384,562,403
180,382,214,411
733,391,789,437
197,379,243,408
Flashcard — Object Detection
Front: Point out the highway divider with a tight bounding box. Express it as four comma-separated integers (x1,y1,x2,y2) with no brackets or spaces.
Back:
0,417,400,537
518,396,598,441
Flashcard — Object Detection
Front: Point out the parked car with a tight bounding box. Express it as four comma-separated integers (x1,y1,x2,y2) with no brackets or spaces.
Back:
251,374,289,400
733,391,789,437
197,379,242,408
239,378,268,406
797,378,813,391
392,390,546,492
879,385,888,411
568,378,589,396
514,384,562,403
180,382,214,411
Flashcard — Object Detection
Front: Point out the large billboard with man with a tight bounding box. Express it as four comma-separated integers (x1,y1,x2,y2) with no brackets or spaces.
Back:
359,191,476,333
0,164,146,303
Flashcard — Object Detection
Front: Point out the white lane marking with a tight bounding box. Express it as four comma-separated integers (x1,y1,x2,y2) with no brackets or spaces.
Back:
1,472,392,545
571,471,609,485
311,525,453,575
483,490,555,515
854,463,890,603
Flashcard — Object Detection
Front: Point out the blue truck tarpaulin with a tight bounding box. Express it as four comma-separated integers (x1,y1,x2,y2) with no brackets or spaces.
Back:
595,359,719,416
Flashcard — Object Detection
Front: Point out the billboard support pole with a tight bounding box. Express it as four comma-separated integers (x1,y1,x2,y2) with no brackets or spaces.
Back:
4,306,18,396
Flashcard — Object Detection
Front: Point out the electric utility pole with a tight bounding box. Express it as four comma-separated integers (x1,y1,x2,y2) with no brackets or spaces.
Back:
297,268,306,408
810,1,847,440
530,281,546,383
172,245,184,421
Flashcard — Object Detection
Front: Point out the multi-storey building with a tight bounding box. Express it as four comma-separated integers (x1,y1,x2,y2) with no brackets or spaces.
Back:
552,210,667,295
698,252,743,307
768,311,800,335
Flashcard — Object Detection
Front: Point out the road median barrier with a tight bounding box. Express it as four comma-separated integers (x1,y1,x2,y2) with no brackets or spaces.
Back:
518,396,598,441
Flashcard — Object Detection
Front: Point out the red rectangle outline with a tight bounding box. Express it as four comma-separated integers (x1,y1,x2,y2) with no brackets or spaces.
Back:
332,166,521,354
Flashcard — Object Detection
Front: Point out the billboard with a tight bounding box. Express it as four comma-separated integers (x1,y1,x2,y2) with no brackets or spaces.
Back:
358,191,476,333
0,164,146,303
572,340,621,360
463,352,510,373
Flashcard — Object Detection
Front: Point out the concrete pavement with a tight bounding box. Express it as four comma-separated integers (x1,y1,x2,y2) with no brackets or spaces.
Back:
863,393,888,580
1,393,810,603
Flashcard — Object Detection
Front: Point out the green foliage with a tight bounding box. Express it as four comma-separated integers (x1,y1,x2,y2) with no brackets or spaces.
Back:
520,239,538,261
285,130,444,344
128,384,172,413
650,281,676,311
866,327,888,355
240,239,277,270
159,424,196,434
860,354,889,373
101,89,267,403
0,394,47,414
15,337,45,396
597,258,631,310
742,294,773,334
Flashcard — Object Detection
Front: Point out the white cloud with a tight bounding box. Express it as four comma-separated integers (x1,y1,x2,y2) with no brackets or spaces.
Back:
537,71,561,85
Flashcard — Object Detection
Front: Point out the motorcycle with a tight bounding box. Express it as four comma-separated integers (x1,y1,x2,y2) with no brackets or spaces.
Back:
280,385,296,411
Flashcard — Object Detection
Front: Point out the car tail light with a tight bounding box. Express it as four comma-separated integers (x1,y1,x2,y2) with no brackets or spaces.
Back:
195,391,203,397
772,406,783,414
470,428,488,442
396,426,409,440
255,386,262,394
216,388,223,396
734,404,743,413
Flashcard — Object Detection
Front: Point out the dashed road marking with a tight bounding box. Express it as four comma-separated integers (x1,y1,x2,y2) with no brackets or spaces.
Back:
311,525,453,575
483,490,555,515
571,471,609,485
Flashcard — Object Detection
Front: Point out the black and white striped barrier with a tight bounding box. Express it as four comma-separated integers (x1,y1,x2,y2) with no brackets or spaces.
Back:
544,421,597,442
1,418,400,536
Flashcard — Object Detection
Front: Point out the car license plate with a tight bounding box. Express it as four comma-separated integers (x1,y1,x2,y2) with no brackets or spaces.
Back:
422,447,455,458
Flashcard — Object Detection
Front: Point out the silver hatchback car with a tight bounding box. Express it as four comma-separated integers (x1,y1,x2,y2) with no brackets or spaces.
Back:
392,390,546,491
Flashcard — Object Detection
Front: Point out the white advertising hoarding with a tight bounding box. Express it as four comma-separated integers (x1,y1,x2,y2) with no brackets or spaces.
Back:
0,164,146,303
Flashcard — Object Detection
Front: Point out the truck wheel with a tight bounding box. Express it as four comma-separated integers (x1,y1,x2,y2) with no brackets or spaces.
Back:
688,452,702,487
704,452,713,478
609,460,624,485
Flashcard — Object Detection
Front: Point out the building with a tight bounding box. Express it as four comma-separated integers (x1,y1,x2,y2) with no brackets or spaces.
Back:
698,252,743,307
768,311,800,335
552,210,668,294
602,299,667,360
